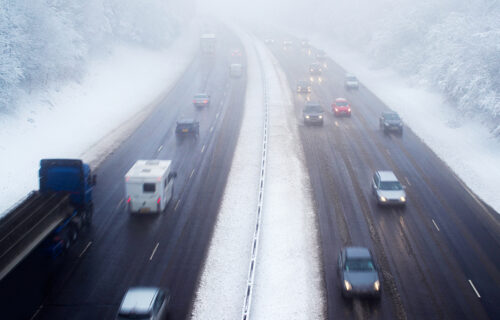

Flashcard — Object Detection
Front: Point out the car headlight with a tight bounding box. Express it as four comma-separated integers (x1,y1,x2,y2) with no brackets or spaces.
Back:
319,115,323,119
384,122,389,126
400,196,406,202
379,196,387,202
374,280,380,291
344,280,352,291
305,115,310,119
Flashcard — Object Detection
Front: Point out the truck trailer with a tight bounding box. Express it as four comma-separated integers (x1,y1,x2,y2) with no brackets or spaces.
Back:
0,159,96,280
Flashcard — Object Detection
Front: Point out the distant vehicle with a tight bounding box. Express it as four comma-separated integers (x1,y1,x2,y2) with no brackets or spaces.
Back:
332,98,351,117
116,287,170,320
379,111,403,134
344,74,359,90
193,93,210,108
125,160,176,214
371,170,406,206
0,159,96,280
200,33,216,54
338,247,381,298
264,38,275,44
229,63,243,78
296,80,312,93
300,39,310,48
283,40,293,49
231,48,242,57
309,62,322,75
176,118,200,137
315,49,327,61
303,102,324,126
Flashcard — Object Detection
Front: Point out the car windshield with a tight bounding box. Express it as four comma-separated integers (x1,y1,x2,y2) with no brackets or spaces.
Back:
305,105,323,113
384,113,400,120
345,258,375,272
347,76,357,81
195,94,207,99
380,181,403,190
336,101,348,107
298,81,309,86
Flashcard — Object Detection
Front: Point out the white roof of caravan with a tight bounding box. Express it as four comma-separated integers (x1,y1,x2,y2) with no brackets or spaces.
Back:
125,160,171,179
201,33,216,39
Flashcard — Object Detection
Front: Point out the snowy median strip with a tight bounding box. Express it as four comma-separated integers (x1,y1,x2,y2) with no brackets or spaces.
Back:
191,31,324,320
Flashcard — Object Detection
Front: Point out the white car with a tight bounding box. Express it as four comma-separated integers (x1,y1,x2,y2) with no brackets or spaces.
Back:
345,74,359,90
372,170,406,206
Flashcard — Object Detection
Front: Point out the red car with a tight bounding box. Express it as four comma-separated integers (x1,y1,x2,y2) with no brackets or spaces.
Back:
332,98,351,117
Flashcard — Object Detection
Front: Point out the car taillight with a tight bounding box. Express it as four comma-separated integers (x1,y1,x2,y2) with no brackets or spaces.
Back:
127,196,131,203
193,100,196,103
204,100,208,103
157,197,161,204
53,236,62,242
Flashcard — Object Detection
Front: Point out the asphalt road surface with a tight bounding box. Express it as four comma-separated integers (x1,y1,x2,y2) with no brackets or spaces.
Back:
0,26,247,320
265,37,500,320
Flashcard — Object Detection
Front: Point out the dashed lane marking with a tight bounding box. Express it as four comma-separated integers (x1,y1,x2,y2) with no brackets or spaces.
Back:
405,176,411,186
334,121,339,127
468,280,481,298
210,126,214,132
189,169,195,179
157,145,163,153
216,112,220,118
174,200,180,211
149,242,160,261
432,219,440,232
79,241,92,258
30,305,43,320
201,145,206,153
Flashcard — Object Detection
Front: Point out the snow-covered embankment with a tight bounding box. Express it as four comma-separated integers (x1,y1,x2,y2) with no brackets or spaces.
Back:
191,32,324,319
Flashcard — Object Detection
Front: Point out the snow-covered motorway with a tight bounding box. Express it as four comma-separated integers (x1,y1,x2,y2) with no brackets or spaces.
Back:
0,25,499,320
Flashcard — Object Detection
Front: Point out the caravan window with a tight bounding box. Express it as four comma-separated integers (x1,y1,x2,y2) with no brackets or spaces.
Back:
143,183,156,193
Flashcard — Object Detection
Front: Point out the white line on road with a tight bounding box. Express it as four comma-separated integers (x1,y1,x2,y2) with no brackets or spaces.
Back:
334,121,339,127
174,200,180,211
210,126,214,132
79,241,92,258
405,176,411,186
117,198,124,209
30,305,43,320
432,219,440,231
190,169,195,179
468,280,481,298
201,145,206,153
216,112,220,119
150,242,160,261
157,145,163,153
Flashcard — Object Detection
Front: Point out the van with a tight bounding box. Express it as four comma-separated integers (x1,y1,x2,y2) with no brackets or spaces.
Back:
125,160,176,214
230,63,243,78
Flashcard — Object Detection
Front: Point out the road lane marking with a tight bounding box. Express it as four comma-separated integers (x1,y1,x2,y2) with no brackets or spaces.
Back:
157,145,163,153
189,169,195,179
210,126,214,132
201,145,206,153
405,176,411,186
216,112,220,119
30,305,43,320
174,200,180,211
79,241,92,258
468,280,481,298
220,101,224,107
334,121,339,127
149,242,160,261
432,219,440,231
117,199,124,209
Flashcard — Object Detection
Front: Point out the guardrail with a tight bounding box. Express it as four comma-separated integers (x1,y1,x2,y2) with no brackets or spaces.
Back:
241,40,270,320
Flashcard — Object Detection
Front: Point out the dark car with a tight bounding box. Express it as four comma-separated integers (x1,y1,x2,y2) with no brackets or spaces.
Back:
296,80,312,94
176,118,199,137
303,102,324,125
309,62,322,75
193,93,210,108
379,111,403,134
338,247,381,298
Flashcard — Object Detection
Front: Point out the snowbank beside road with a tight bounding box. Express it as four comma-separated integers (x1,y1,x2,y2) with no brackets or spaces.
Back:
0,25,198,216
312,38,500,214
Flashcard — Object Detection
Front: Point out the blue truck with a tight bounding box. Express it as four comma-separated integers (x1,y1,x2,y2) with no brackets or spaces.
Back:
0,159,96,280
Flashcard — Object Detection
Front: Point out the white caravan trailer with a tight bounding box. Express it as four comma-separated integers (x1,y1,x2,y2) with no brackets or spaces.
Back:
125,160,176,214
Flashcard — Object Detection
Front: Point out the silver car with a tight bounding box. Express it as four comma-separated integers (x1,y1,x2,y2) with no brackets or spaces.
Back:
116,287,170,320
372,170,406,206
338,247,381,298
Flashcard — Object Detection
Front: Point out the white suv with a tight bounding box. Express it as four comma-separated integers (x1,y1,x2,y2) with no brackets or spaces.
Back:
372,170,406,206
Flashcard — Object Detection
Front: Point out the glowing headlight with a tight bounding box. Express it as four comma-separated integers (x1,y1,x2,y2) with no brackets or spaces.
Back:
379,196,387,202
305,115,310,119
374,280,380,291
344,280,352,291
319,115,323,119
400,196,406,202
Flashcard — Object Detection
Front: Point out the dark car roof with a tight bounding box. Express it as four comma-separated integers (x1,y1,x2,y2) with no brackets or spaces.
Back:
344,247,372,259
177,118,197,125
